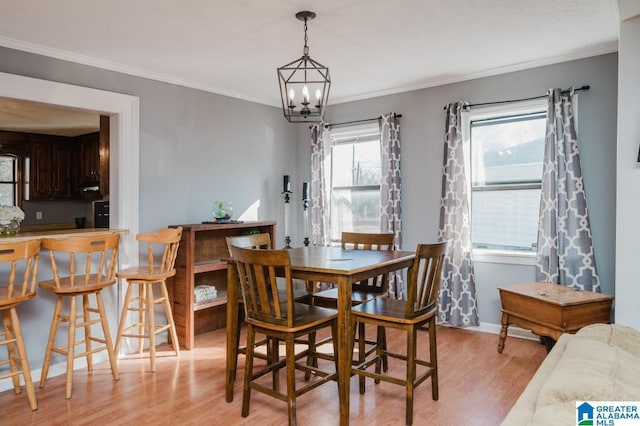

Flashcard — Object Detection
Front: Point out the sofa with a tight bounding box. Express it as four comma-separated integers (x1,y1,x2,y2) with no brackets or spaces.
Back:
502,323,640,425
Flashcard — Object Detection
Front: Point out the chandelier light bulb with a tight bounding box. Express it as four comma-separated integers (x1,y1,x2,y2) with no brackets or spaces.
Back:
302,85,310,105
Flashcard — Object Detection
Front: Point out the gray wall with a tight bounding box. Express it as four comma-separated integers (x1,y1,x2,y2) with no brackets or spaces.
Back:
297,53,618,326
0,47,618,377
0,45,298,373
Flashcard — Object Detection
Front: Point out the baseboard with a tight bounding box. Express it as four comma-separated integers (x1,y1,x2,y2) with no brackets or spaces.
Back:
441,321,539,342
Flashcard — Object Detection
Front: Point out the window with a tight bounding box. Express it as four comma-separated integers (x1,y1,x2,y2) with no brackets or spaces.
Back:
0,155,20,206
465,99,547,253
329,123,382,243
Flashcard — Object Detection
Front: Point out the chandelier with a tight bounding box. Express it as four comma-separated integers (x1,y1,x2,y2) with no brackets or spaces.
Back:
277,11,331,123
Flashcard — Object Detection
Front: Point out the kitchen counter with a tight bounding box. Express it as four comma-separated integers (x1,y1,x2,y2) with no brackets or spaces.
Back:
0,228,129,243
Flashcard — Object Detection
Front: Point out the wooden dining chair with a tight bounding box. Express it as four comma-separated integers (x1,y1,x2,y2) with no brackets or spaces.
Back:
114,227,182,372
230,245,338,425
311,231,394,390
0,240,40,410
351,242,446,426
224,233,313,402
39,233,121,399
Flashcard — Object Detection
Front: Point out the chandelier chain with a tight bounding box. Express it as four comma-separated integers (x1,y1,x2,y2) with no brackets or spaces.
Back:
303,18,309,56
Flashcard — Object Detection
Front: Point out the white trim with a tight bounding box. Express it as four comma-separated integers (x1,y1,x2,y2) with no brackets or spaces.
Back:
473,248,537,266
0,71,140,381
0,35,618,107
332,43,618,105
441,321,539,342
0,36,272,107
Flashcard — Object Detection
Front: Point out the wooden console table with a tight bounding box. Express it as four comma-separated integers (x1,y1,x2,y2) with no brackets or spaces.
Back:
498,282,613,353
168,221,275,349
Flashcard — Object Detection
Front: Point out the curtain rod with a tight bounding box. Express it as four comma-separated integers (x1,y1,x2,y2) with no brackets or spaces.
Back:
442,85,590,110
311,113,402,129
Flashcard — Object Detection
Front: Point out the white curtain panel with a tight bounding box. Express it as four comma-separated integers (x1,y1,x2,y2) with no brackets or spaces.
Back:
438,102,479,327
536,88,600,291
379,113,403,298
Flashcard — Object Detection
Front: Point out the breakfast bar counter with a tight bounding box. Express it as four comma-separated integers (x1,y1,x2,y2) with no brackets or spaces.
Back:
0,228,129,243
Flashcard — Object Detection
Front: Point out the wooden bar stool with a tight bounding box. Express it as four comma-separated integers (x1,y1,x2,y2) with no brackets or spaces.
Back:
230,245,338,425
311,231,394,391
114,227,182,372
0,239,40,410
351,242,446,426
39,233,121,399
224,233,314,402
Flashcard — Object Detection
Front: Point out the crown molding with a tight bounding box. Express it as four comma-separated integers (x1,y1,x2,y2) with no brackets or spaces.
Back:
0,35,618,108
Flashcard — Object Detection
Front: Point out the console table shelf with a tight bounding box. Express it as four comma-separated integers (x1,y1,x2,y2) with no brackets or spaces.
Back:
169,221,276,349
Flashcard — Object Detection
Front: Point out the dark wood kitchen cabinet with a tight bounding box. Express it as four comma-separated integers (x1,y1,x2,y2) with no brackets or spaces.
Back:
30,138,73,200
73,116,109,199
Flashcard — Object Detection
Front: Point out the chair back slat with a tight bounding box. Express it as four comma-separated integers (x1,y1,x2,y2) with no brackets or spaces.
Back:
136,227,182,275
41,233,120,289
0,240,40,299
230,245,293,328
342,232,394,292
406,242,446,318
341,232,394,251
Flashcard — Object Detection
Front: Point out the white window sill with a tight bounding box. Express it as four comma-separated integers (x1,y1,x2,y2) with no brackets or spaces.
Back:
473,249,536,266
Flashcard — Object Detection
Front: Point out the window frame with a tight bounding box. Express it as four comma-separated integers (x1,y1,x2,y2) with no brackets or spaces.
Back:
0,154,23,207
463,98,548,264
328,122,382,245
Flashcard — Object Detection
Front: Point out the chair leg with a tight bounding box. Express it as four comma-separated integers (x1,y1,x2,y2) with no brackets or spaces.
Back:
406,327,417,426
95,291,119,381
160,280,180,356
82,294,93,371
429,319,439,401
146,284,157,372
65,295,78,399
2,310,21,393
10,308,37,410
358,322,366,394
241,324,255,418
378,326,388,372
40,295,63,388
138,284,147,354
271,337,280,392
305,331,316,381
285,334,297,426
114,281,134,357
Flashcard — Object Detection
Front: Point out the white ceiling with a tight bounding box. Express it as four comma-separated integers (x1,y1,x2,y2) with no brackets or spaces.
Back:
0,0,622,132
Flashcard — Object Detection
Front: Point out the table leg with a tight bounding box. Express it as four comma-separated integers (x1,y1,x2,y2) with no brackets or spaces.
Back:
337,276,353,425
226,264,240,402
498,312,509,354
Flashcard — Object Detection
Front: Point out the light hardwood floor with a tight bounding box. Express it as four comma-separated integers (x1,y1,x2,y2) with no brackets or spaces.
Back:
0,325,546,425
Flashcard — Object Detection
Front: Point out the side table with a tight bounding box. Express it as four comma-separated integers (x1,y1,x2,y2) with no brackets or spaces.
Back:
498,282,613,353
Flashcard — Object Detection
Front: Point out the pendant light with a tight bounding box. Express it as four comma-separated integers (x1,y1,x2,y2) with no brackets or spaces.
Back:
277,11,331,123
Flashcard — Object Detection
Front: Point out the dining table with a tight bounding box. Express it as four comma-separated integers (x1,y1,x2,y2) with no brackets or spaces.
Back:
225,245,416,425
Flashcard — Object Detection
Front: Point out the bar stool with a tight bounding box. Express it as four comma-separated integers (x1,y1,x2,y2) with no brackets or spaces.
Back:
114,227,182,372
39,233,121,399
0,239,40,410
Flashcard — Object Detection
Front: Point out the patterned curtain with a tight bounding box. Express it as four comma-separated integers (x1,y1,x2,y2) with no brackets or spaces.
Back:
438,102,479,327
379,113,403,298
536,88,600,291
310,123,330,246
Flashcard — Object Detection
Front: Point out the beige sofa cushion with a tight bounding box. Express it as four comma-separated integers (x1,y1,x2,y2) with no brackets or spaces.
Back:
502,324,640,426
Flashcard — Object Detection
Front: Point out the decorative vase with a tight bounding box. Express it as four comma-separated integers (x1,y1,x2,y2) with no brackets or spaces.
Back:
213,201,233,222
1,219,20,237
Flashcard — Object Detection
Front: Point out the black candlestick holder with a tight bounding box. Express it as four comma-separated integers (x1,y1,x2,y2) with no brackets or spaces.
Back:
283,190,292,249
